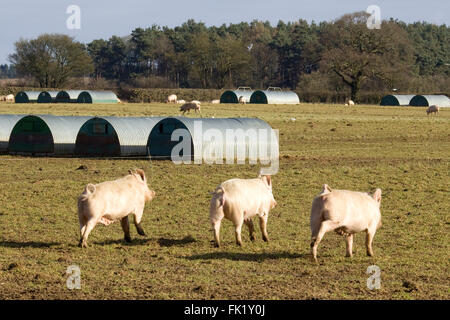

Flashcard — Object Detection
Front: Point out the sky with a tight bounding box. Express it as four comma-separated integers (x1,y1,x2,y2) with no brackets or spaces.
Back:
0,0,449,64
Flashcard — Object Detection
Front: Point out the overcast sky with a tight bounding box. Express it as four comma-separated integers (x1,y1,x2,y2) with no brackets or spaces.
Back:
1,0,449,64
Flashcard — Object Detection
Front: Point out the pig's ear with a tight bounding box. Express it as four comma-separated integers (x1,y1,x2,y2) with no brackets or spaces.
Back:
135,169,146,182
262,175,272,188
321,184,332,194
373,188,382,203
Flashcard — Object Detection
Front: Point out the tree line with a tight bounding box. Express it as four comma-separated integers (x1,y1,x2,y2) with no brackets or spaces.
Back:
6,12,450,100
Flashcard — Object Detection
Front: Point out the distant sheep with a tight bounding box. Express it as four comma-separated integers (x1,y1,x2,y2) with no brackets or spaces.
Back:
180,102,201,114
426,105,439,115
165,94,177,103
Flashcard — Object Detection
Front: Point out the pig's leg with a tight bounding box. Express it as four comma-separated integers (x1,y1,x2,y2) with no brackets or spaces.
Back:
311,220,340,261
79,219,97,248
234,216,244,246
366,229,376,257
258,214,269,242
244,219,255,241
78,215,87,244
345,234,354,257
121,216,132,243
133,210,146,236
211,218,222,247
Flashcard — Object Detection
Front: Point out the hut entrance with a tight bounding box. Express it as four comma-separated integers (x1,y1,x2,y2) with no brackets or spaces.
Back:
75,118,120,156
8,116,54,154
148,118,193,160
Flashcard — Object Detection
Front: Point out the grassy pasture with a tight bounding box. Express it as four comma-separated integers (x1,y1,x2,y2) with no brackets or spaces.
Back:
0,102,448,299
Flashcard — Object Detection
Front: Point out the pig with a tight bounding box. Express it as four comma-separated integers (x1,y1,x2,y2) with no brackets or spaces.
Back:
426,105,439,115
209,175,277,247
180,102,200,114
165,94,177,103
310,184,382,261
238,96,246,104
77,169,155,248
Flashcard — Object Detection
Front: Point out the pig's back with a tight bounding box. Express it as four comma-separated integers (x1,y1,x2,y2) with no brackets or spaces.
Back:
220,178,271,213
323,190,378,224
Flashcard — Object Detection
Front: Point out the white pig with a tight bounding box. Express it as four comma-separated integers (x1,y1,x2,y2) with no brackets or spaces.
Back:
77,169,155,247
209,175,277,247
310,184,382,261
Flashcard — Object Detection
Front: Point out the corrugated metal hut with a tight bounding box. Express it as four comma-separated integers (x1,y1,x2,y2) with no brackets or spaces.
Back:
0,114,26,153
75,116,164,156
220,87,254,103
15,91,40,103
409,95,450,107
55,90,84,103
8,115,92,155
77,91,118,104
148,117,278,162
380,94,415,106
250,87,299,104
37,91,60,103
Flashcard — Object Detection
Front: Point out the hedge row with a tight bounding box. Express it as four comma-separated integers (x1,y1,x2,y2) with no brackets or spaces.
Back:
295,90,388,104
124,88,223,103
0,87,58,96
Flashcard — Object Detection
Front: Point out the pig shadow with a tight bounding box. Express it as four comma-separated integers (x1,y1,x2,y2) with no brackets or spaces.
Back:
0,240,60,248
93,238,153,246
157,235,197,247
186,251,305,262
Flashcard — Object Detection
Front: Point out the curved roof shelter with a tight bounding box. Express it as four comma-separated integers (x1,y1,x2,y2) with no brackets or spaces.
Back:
148,117,278,163
220,87,254,103
380,94,415,106
75,116,164,156
55,90,84,103
37,91,60,103
0,114,27,152
15,91,40,103
409,95,450,107
77,91,118,104
250,87,299,104
8,115,92,155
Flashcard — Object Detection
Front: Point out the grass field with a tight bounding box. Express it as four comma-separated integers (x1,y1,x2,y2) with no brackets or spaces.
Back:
0,102,448,300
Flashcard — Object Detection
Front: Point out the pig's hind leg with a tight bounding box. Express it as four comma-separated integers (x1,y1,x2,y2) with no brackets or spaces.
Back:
244,219,255,241
311,220,341,261
365,227,376,257
79,218,97,248
121,216,132,243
